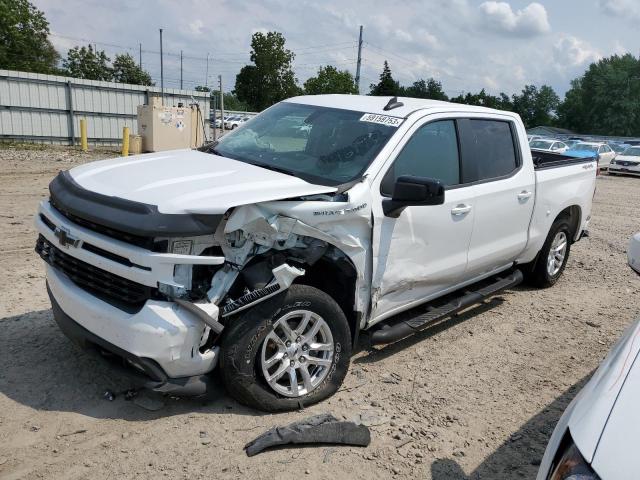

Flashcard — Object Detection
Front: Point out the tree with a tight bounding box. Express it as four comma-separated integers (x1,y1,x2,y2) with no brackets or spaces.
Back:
450,88,513,110
0,0,60,73
557,54,640,136
303,65,357,95
195,86,211,92
112,53,153,85
402,78,448,100
369,61,400,96
234,31,300,111
63,45,113,81
511,84,559,128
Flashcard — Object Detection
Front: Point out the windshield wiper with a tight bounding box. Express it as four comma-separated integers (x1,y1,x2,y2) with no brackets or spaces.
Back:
247,161,297,178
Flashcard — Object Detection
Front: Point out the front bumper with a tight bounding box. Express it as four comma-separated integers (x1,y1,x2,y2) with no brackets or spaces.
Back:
608,163,640,175
46,264,219,394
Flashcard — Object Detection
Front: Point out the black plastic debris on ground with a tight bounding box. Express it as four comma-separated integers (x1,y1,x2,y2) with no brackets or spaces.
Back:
244,413,371,457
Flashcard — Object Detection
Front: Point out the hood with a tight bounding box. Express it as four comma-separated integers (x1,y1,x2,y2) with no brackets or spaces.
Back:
69,149,337,214
615,154,640,162
567,318,640,464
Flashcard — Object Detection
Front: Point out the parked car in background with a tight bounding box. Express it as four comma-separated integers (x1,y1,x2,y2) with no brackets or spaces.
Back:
528,134,544,143
565,142,616,169
608,146,640,177
536,314,640,479
530,139,569,153
563,140,581,150
215,116,232,129
629,232,640,274
225,115,252,130
608,142,631,154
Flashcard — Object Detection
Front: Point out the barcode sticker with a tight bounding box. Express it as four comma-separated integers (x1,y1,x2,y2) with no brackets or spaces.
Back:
359,113,402,127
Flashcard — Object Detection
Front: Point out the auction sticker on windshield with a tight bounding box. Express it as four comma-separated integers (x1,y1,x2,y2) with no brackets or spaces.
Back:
359,113,402,127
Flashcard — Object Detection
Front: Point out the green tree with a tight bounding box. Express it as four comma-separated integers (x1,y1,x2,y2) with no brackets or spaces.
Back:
303,65,357,95
511,84,559,128
63,45,113,81
195,86,211,92
112,53,152,85
369,61,400,96
402,78,448,100
0,0,60,73
234,31,299,111
450,88,513,110
557,54,640,136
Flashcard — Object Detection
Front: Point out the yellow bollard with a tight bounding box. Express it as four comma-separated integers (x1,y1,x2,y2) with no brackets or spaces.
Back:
121,126,130,157
80,119,88,152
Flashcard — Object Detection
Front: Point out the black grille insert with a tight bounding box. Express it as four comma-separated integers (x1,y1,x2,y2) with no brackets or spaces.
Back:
36,235,161,313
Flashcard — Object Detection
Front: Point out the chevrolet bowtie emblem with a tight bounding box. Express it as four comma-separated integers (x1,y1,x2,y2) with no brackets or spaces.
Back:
54,226,80,248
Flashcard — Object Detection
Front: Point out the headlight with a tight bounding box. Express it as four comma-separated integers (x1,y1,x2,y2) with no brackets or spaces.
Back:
549,439,600,480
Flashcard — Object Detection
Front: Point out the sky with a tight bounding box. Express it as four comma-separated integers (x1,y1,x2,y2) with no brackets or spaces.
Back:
34,0,640,98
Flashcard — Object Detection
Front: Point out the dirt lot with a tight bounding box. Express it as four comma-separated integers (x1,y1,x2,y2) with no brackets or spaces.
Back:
1,144,639,479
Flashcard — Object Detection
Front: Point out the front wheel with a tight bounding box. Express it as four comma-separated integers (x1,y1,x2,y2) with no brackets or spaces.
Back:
219,284,351,412
524,218,572,288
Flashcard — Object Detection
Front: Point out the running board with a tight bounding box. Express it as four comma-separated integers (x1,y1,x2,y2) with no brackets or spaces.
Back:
369,269,523,345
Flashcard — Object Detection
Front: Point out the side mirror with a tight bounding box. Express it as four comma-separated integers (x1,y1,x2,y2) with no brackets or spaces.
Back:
382,175,445,218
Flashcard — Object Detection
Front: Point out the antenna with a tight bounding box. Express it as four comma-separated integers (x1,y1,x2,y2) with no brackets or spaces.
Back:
383,96,404,111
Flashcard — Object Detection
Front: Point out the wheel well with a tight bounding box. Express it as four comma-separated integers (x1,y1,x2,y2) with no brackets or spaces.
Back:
295,254,359,344
556,205,581,241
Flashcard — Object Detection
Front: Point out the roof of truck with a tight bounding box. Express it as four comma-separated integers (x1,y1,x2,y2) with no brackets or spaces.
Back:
285,94,508,119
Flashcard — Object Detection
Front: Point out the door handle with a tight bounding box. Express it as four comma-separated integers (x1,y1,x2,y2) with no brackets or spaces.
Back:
451,204,472,216
517,190,533,200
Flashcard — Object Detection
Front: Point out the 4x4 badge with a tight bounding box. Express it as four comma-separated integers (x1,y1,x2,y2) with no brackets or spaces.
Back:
54,226,80,248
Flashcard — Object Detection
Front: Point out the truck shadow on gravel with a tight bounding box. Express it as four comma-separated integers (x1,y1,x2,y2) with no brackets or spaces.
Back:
429,374,591,480
0,309,264,421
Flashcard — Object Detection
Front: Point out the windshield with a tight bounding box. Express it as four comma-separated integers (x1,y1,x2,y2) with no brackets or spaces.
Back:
530,140,554,149
623,147,640,156
209,102,401,186
573,144,598,153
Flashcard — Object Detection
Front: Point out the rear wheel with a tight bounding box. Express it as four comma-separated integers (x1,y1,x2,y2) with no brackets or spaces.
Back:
524,218,572,288
219,284,351,412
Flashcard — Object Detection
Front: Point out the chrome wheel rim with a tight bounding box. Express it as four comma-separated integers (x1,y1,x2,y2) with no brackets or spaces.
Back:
547,231,568,277
260,310,334,398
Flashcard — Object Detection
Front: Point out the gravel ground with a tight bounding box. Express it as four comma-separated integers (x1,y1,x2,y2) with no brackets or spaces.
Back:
0,144,639,479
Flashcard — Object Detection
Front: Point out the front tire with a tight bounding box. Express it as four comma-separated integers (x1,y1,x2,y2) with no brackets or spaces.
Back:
219,285,351,412
524,218,572,288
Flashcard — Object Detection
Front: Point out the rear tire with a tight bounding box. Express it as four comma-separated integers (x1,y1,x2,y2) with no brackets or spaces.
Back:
524,218,572,288
219,284,351,412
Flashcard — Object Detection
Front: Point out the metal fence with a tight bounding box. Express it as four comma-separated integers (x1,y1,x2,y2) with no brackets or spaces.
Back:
0,69,211,146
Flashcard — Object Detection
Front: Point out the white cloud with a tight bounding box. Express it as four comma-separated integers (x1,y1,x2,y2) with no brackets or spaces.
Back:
598,0,640,20
479,2,551,36
553,35,601,69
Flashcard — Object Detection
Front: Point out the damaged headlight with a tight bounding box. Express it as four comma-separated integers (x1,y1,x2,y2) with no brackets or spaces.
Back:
549,438,600,480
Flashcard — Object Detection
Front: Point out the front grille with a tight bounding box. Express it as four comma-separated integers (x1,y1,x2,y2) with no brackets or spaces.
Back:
36,235,160,313
50,199,155,250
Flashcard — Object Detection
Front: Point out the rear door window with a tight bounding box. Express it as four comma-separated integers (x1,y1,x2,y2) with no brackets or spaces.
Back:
458,119,519,183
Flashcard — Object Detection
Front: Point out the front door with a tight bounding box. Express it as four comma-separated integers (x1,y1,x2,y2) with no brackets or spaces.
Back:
369,118,475,323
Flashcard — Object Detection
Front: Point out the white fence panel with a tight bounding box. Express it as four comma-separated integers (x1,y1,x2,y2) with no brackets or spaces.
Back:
0,69,210,145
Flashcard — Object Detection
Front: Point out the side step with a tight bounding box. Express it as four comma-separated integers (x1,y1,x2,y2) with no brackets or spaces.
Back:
370,269,523,345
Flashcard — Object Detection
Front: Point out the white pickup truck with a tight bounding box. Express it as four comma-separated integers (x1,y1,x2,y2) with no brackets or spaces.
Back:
35,95,596,411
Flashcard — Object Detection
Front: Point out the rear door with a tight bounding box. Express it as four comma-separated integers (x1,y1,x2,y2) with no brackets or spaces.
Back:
458,117,535,278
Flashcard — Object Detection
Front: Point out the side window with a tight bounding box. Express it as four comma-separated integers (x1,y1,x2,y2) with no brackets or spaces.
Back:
458,119,519,182
598,146,606,154
381,120,460,196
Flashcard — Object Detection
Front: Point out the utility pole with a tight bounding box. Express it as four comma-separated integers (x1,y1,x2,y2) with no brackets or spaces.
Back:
219,75,225,137
139,43,142,68
355,25,363,94
205,52,209,89
180,50,183,90
159,29,164,105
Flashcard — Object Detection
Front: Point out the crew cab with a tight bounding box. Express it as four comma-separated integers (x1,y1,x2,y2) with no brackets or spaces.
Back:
35,95,596,411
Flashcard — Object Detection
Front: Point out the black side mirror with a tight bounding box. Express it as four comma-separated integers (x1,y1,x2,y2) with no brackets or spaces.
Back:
382,175,445,217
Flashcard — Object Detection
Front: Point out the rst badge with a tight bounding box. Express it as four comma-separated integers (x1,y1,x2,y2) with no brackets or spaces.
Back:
54,226,80,248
